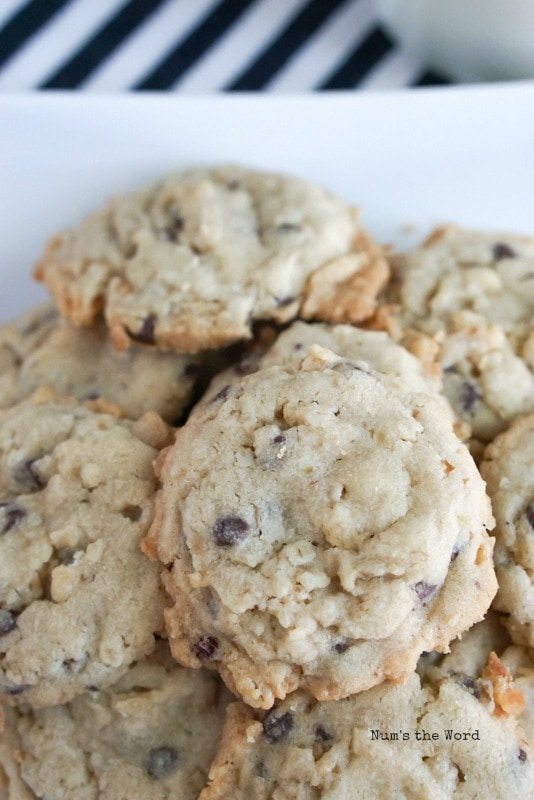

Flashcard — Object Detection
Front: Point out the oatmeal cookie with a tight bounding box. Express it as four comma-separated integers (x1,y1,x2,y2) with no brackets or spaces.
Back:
197,321,450,422
0,303,200,421
34,165,383,353
376,226,534,442
437,311,534,443
0,304,58,411
418,611,534,749
146,345,496,708
480,414,534,653
199,669,533,799
501,645,534,747
390,225,534,338
0,391,170,706
0,642,231,800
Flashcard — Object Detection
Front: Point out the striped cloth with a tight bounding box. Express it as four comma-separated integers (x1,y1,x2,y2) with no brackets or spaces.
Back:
0,0,451,92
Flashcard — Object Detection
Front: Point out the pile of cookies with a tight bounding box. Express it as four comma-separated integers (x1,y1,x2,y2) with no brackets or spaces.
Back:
0,165,533,799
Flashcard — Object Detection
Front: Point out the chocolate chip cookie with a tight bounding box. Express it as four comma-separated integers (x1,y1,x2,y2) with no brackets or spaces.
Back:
390,225,534,337
378,226,534,443
199,669,533,799
146,345,496,708
0,642,231,799
197,321,452,426
480,414,534,654
0,303,200,422
35,165,382,353
419,611,534,751
0,391,170,706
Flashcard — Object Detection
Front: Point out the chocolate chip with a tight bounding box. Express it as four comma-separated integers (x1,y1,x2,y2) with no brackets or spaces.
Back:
124,242,138,259
450,544,461,562
145,746,179,779
460,381,481,413
3,683,28,696
212,515,250,547
193,636,219,660
127,314,157,345
255,761,267,778
275,295,295,308
0,503,26,534
120,505,142,522
443,364,458,375
493,242,517,260
226,180,240,191
57,547,76,565
525,503,534,530
162,214,184,242
273,434,285,444
519,748,528,763
209,385,231,405
333,361,368,375
262,710,294,743
460,675,482,699
16,458,46,492
0,610,17,637
314,724,333,743
182,363,200,380
414,582,437,602
333,639,352,654
276,223,301,233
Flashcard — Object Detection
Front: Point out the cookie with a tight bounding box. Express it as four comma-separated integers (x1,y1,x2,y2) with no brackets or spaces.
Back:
0,642,231,800
438,311,534,443
501,645,534,748
197,321,453,426
299,232,389,324
375,225,534,442
417,611,513,684
418,611,534,751
0,391,171,706
389,225,534,338
34,165,385,353
480,414,534,653
0,304,58,411
260,320,445,394
0,303,200,422
145,344,496,708
199,670,533,799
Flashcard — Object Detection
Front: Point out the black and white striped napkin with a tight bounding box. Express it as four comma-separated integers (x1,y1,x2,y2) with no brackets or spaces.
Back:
0,0,451,92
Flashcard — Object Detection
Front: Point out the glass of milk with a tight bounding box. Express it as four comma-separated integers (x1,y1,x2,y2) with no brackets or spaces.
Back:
375,0,534,81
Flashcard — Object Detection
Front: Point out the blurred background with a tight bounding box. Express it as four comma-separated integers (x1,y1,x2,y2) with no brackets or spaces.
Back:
0,0,454,92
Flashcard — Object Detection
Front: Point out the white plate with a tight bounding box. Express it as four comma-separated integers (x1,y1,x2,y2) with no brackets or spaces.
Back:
1,84,534,322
